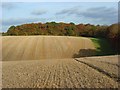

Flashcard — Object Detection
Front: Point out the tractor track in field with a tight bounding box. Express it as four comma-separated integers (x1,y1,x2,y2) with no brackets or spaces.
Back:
74,58,119,83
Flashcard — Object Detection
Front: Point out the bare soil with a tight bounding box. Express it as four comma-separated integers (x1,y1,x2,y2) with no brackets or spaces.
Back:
2,36,119,88
2,56,119,88
2,36,95,61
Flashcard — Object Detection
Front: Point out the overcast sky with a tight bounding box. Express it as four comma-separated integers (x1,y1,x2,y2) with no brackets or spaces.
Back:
1,2,118,32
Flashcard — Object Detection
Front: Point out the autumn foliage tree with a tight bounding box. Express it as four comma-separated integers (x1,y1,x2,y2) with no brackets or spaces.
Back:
107,24,120,52
5,22,120,53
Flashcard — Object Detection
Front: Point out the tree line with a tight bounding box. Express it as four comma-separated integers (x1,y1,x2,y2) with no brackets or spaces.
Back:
2,22,120,53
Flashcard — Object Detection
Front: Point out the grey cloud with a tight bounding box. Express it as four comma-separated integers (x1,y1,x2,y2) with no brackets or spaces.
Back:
56,6,118,24
56,7,79,15
2,17,49,26
81,7,118,24
82,7,117,18
2,2,17,10
31,10,47,15
2,17,50,32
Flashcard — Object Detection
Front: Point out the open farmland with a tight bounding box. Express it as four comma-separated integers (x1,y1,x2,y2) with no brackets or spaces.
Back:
2,36,95,61
2,36,119,88
2,57,119,88
75,55,119,82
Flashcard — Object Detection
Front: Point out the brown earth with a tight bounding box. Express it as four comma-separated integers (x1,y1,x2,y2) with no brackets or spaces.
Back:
2,36,119,88
2,56,119,88
2,36,95,61
2,36,94,61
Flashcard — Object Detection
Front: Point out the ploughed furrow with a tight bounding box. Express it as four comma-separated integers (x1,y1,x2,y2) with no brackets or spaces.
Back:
63,59,118,88
98,61,119,67
75,57,119,82
84,55,118,65
2,59,118,88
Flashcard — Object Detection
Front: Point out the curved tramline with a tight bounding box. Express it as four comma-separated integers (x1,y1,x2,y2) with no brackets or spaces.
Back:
2,36,95,61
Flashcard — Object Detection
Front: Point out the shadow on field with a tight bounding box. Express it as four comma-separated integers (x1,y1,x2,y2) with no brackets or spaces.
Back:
73,49,96,58
91,38,117,56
